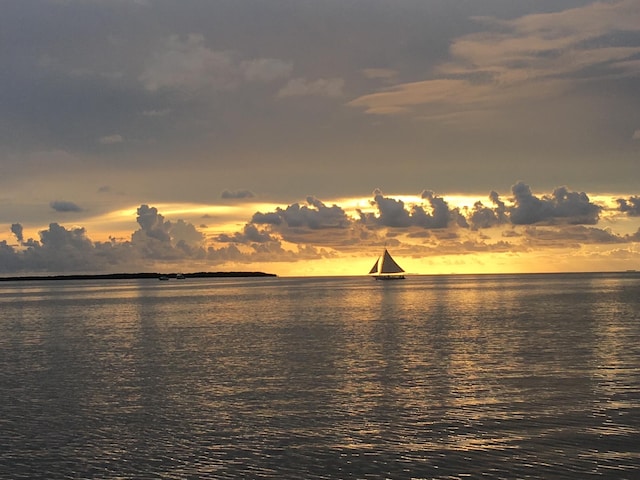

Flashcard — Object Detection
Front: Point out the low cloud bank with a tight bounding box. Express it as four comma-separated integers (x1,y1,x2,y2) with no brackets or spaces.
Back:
2,182,639,274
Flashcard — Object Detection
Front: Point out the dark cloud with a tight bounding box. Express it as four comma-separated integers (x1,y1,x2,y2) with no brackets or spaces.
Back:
249,185,606,244
16,223,110,272
368,193,412,227
0,241,22,271
509,182,601,225
551,186,601,224
39,223,91,250
418,191,450,228
217,223,276,244
50,200,83,212
130,206,210,261
252,197,350,230
1,205,261,273
617,196,640,216
135,204,171,242
251,211,282,225
1,181,638,274
11,223,23,243
469,191,508,229
510,182,553,225
221,189,256,200
364,191,466,229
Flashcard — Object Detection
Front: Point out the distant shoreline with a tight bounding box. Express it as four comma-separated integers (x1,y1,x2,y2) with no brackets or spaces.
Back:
0,272,277,282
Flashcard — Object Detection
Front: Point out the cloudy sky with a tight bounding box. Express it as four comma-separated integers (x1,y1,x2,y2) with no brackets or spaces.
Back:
1,0,640,276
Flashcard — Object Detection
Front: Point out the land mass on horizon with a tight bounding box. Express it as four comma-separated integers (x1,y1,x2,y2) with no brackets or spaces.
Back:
0,272,277,282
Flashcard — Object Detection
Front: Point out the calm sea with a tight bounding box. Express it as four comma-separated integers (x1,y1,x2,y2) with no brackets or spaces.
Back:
1,273,639,479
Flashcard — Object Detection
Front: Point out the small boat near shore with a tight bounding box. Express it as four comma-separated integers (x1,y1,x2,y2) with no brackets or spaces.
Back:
369,249,405,280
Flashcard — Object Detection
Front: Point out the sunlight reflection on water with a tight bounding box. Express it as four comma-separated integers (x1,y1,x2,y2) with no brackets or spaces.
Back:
1,273,639,478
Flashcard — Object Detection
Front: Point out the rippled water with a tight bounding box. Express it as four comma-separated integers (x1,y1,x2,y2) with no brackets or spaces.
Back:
1,273,639,479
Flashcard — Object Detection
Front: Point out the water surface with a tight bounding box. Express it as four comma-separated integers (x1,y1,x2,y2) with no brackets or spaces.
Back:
1,273,639,478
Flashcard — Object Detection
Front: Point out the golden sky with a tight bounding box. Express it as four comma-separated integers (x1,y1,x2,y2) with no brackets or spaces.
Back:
2,189,639,276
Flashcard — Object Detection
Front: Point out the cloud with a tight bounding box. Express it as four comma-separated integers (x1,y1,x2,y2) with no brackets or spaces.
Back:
139,34,292,92
356,183,603,233
130,205,212,261
241,58,294,83
0,241,23,271
523,225,625,247
252,196,350,230
0,206,219,273
99,134,124,145
20,223,106,272
251,211,282,226
365,192,412,227
468,191,508,229
509,182,601,225
362,68,398,81
617,196,640,216
217,223,276,244
11,223,24,243
221,189,255,200
1,182,637,274
349,79,483,115
277,77,345,98
629,228,640,242
170,219,205,246
40,223,90,249
249,197,368,249
420,190,466,228
361,190,466,229
633,129,640,140
139,34,235,91
50,200,83,212
134,204,171,242
349,0,640,116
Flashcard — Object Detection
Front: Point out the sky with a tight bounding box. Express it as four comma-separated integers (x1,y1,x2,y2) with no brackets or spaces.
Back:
1,0,640,277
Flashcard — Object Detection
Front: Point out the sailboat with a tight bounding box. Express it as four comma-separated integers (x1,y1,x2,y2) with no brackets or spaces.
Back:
369,249,405,280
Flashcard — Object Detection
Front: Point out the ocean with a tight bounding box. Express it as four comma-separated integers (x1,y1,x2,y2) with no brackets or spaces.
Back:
1,273,639,479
